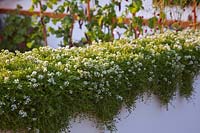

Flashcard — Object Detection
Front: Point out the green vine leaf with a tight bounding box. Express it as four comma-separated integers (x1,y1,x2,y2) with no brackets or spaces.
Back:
26,41,34,48
148,17,158,29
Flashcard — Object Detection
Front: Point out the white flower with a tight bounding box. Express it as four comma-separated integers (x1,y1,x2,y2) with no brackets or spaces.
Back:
0,101,5,107
31,78,37,83
106,81,110,87
13,79,19,84
185,55,191,59
164,45,171,50
177,45,182,50
57,62,62,66
189,61,193,65
94,71,100,77
48,77,56,85
56,55,61,60
102,70,107,75
11,104,17,111
83,81,88,85
43,61,48,66
17,84,22,89
32,83,39,88
148,77,153,82
47,72,55,77
64,81,69,86
138,63,143,66
5,59,10,64
149,71,153,75
4,77,9,83
69,90,73,94
118,74,122,78
31,71,37,76
43,67,47,72
116,95,123,101
168,81,172,84
24,96,31,104
127,62,131,65
38,75,44,80
64,68,70,72
56,72,62,77
151,60,155,64
26,75,31,79
176,56,181,61
19,110,27,117
35,129,40,133
32,118,37,121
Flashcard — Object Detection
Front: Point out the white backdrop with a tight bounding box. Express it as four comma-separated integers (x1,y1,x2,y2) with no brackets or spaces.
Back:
0,1,200,133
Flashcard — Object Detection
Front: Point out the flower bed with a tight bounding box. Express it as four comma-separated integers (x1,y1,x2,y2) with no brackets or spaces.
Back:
0,30,200,132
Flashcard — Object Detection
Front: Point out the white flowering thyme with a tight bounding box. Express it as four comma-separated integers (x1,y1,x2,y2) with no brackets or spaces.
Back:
0,29,200,132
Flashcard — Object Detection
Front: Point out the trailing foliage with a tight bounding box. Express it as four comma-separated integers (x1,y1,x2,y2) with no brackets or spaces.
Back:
0,30,200,132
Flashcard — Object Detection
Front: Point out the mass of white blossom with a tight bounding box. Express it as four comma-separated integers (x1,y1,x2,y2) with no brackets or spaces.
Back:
0,29,200,132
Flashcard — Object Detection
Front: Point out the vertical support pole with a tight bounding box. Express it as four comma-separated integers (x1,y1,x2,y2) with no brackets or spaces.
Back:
86,0,92,44
193,0,197,30
87,0,91,22
160,0,164,33
69,17,74,48
39,1,48,46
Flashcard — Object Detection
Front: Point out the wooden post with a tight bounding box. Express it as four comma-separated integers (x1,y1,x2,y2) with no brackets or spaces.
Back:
87,0,91,22
131,12,137,39
193,0,197,30
160,0,164,33
38,1,48,46
69,17,74,48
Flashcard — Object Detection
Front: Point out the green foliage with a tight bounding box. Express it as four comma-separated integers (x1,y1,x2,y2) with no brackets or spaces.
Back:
2,0,195,50
0,11,43,52
50,0,85,47
45,0,151,46
0,0,170,49
148,17,158,29
127,0,143,14
0,30,200,132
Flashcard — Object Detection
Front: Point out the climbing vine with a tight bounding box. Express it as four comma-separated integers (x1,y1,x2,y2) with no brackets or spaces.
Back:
1,0,198,49
0,7,43,52
31,0,160,46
